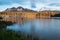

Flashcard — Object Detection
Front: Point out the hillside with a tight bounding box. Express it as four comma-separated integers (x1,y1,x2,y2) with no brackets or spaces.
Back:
38,11,60,18
0,6,60,22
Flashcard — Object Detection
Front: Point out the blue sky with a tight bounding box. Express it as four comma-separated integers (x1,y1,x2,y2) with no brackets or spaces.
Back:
0,0,60,11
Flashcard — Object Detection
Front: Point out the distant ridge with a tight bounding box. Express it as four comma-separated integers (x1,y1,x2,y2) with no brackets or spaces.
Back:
4,6,36,12
2,6,60,12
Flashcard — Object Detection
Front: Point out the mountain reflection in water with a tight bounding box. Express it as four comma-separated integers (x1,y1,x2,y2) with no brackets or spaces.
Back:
6,19,60,40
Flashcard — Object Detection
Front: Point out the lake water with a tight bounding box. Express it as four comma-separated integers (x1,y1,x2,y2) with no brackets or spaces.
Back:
6,19,60,40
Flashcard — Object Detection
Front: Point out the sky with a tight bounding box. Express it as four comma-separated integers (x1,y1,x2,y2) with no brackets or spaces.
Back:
0,0,60,11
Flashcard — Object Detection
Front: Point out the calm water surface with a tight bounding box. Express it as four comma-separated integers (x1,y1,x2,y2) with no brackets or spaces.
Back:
6,19,60,40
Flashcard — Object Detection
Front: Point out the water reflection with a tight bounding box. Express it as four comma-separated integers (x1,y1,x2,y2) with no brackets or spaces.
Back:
7,19,60,40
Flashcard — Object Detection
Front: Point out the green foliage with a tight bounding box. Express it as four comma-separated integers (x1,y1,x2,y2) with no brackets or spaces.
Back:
0,28,38,40
0,21,29,40
0,17,3,19
0,30,29,40
0,21,13,29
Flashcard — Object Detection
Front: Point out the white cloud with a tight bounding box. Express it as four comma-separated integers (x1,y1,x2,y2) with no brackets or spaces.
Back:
0,0,60,11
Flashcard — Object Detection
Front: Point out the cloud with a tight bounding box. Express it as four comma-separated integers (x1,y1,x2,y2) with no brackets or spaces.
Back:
0,0,29,5
0,0,60,11
48,3,60,6
0,0,13,5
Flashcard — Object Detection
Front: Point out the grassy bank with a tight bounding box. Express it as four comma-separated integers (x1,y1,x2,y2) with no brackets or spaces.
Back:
0,30,29,40
0,21,29,40
0,21,13,29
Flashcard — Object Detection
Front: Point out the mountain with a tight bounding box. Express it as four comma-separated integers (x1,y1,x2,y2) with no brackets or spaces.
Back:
39,7,51,11
5,6,35,12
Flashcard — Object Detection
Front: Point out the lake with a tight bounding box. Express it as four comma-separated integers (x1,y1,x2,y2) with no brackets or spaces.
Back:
6,19,60,40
